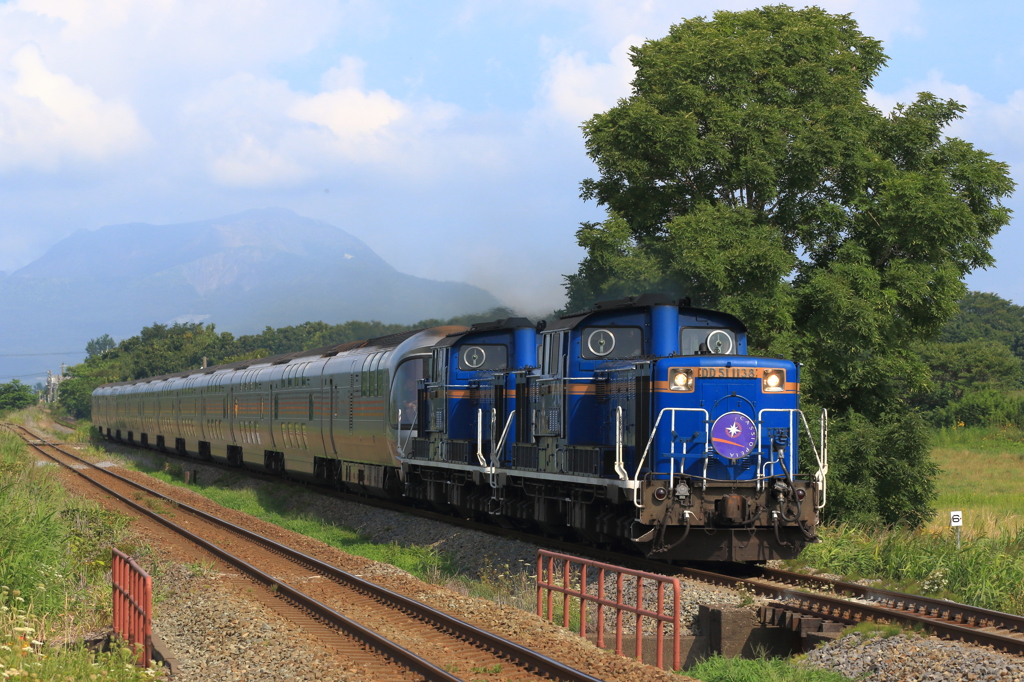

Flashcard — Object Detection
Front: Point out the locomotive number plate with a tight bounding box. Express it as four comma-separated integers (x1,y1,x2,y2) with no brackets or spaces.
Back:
696,367,760,379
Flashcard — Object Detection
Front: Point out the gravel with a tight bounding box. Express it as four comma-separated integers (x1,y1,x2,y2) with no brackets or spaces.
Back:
104,445,745,636
83,441,1024,681
804,632,1024,681
153,564,363,682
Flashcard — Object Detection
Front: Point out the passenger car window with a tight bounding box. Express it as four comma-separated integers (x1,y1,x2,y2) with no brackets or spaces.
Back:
580,327,643,360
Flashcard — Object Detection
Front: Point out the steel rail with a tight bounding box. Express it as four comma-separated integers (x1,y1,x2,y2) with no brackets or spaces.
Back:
77,426,1024,656
669,564,1024,654
7,424,604,682
750,565,1024,634
10,425,459,682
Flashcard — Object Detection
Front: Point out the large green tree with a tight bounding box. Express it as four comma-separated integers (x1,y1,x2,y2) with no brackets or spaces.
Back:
567,5,1014,526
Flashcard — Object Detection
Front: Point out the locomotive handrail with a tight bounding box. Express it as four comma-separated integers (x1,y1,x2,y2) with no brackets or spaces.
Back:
632,407,709,508
798,408,828,510
395,408,412,457
756,408,797,478
476,409,487,466
491,410,514,468
753,408,828,508
613,407,627,481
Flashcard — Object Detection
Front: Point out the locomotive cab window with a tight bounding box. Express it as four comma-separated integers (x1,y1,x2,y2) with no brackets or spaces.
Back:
580,327,643,360
457,344,508,371
390,357,428,429
680,327,736,355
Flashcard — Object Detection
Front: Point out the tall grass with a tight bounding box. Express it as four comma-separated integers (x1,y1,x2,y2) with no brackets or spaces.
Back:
0,431,137,616
796,523,1024,614
0,429,164,677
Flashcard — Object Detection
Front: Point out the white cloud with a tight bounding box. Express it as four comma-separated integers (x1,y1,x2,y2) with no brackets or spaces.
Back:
183,57,464,188
543,0,923,43
870,71,1024,163
0,45,148,170
208,136,309,188
536,0,925,125
290,87,408,139
540,35,639,124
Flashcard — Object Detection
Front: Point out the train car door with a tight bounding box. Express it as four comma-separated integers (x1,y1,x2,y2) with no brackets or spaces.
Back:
537,331,565,437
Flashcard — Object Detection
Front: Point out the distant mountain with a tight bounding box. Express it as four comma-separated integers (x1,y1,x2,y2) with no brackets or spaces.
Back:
0,208,500,379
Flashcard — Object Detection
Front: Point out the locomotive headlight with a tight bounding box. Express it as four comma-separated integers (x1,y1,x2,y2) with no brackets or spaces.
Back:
795,488,806,501
762,369,785,392
669,368,694,392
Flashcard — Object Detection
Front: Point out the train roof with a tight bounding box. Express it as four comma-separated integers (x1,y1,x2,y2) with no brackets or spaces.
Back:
97,325,466,389
435,317,534,347
546,293,747,333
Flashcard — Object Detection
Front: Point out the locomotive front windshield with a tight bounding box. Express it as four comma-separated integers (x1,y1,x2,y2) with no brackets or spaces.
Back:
580,327,643,360
457,344,508,371
390,357,428,429
680,327,736,355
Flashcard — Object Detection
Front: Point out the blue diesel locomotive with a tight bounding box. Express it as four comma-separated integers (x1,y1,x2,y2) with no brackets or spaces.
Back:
92,294,826,561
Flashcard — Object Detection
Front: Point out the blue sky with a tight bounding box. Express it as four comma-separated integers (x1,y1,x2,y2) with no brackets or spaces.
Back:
0,0,1020,317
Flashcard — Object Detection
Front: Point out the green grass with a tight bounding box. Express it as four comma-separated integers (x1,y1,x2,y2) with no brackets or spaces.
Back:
838,620,905,639
794,522,1024,615
683,654,852,681
121,456,461,584
791,425,1024,617
927,425,1024,535
0,426,164,678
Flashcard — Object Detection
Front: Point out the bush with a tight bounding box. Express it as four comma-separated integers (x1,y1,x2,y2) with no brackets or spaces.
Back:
932,389,1024,429
823,411,937,528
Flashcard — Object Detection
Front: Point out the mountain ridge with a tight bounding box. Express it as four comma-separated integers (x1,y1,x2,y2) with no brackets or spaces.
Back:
0,208,501,380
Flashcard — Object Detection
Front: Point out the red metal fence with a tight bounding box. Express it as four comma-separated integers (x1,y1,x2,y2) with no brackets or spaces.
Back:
112,548,152,666
536,550,681,670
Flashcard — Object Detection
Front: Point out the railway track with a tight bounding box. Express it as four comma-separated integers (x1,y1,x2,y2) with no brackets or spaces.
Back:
6,423,605,682
58,424,1024,658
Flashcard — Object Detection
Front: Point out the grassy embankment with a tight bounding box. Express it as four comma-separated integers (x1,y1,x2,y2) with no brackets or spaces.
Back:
0,414,164,679
793,425,1024,615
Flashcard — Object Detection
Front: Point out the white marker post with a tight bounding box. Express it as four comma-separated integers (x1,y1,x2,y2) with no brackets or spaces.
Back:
950,510,963,550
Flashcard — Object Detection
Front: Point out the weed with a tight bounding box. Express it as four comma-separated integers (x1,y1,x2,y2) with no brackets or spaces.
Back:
443,664,460,673
839,620,904,639
187,560,216,577
685,653,852,681
470,664,503,674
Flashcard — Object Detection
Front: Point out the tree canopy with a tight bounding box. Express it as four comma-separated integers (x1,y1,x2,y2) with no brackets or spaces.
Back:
58,308,515,419
566,5,1015,526
0,380,37,412
85,334,116,358
940,291,1024,358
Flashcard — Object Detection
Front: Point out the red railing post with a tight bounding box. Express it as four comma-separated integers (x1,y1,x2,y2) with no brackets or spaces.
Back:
534,549,681,670
536,553,543,618
562,557,570,629
597,567,606,650
635,577,643,660
579,564,587,639
111,548,152,666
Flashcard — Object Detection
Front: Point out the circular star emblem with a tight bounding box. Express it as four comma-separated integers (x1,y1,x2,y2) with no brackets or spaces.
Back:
711,411,757,460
